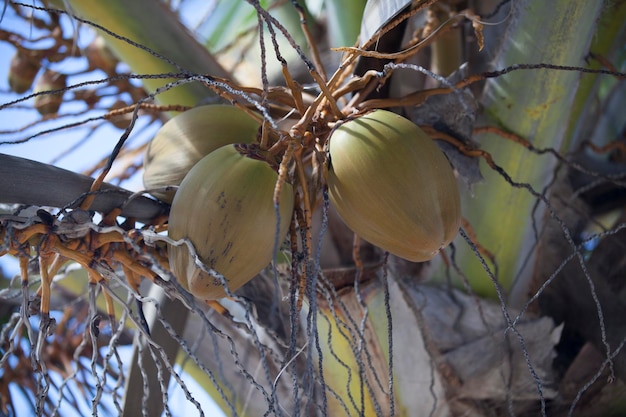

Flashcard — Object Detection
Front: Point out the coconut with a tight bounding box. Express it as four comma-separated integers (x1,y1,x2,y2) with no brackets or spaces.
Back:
33,70,67,116
168,143,294,300
143,104,260,203
327,109,461,262
8,50,41,94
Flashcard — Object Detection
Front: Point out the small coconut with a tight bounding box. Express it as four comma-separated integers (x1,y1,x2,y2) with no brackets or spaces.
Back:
8,50,41,94
84,36,118,75
33,70,67,116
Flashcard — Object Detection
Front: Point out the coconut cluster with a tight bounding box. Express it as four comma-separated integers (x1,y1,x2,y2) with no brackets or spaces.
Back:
144,106,460,300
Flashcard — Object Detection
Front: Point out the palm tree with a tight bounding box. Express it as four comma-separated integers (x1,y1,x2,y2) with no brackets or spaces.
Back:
1,0,625,416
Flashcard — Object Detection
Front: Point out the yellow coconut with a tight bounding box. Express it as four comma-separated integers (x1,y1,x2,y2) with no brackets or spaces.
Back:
143,105,260,203
327,110,461,262
168,143,294,300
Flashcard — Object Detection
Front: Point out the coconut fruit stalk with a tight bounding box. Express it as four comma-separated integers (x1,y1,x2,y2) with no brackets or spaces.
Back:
327,109,461,262
168,143,294,300
143,104,260,203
